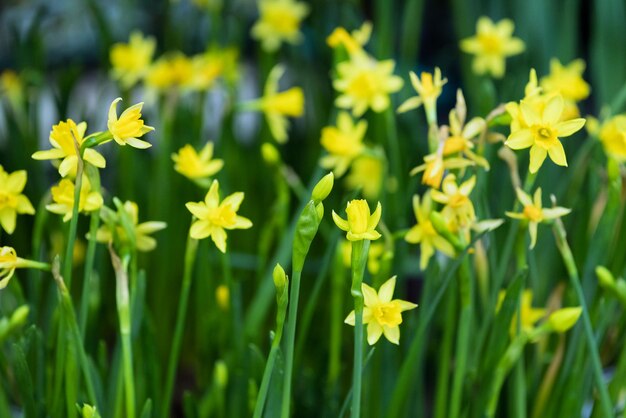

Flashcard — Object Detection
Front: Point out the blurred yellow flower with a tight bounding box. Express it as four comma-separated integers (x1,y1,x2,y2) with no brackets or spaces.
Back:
110,31,156,89
405,192,456,270
540,59,590,103
345,276,417,345
107,98,154,148
410,152,474,189
96,201,166,252
46,176,103,222
460,17,525,78
145,54,195,91
431,174,476,231
327,22,372,56
0,70,23,105
496,289,546,337
0,166,35,234
334,54,403,117
345,155,384,199
0,246,18,289
172,142,224,184
332,199,382,241
547,307,582,333
597,114,626,162
341,240,385,275
251,0,309,52
215,284,230,310
32,119,106,177
185,180,252,253
245,65,304,143
505,95,585,173
320,112,367,176
505,187,571,249
444,107,489,168
397,68,447,124
505,69,544,134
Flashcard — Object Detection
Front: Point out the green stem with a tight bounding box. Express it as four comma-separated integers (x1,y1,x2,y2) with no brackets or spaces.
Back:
161,232,198,418
552,219,613,417
449,261,473,418
253,329,284,418
63,158,84,287
350,239,370,418
434,286,455,418
79,206,100,336
280,268,302,418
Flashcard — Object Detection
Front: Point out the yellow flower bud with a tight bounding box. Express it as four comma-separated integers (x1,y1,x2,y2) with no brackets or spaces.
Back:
311,172,334,202
261,142,281,165
213,360,229,388
9,305,29,328
215,285,230,311
548,307,582,333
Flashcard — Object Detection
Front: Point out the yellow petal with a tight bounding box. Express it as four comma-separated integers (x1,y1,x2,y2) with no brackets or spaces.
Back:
542,95,563,124
332,211,349,231
211,227,227,253
344,310,356,326
555,118,586,137
529,145,547,173
367,322,383,345
547,141,568,167
506,129,534,150
0,208,16,234
383,325,400,345
378,276,396,303
362,282,380,306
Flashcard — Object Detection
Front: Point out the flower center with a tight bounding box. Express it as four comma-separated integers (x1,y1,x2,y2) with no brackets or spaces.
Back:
523,205,543,222
448,193,469,208
349,70,377,99
479,34,502,54
372,303,402,327
209,205,236,228
0,192,15,209
265,7,300,35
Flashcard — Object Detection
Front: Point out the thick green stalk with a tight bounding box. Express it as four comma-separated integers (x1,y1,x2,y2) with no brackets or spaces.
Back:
253,317,285,418
350,239,370,418
161,232,198,418
448,261,473,418
280,269,302,418
552,219,613,417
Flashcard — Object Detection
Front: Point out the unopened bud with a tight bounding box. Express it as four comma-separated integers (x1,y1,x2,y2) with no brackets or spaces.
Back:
273,263,287,295
80,404,101,418
596,266,616,289
548,307,582,333
315,202,324,220
312,172,334,203
215,285,230,311
214,360,228,388
9,305,29,328
261,142,280,165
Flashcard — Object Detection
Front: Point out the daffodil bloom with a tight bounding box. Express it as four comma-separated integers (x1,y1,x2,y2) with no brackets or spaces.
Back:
110,31,156,89
327,22,372,56
345,276,417,345
540,58,590,104
344,155,384,199
410,152,474,189
505,187,571,248
505,69,544,134
405,192,456,269
320,112,367,176
460,17,525,78
341,240,385,275
185,180,252,253
96,201,166,252
397,68,447,124
444,108,489,168
172,142,224,183
334,53,403,117
0,166,35,234
505,95,586,173
251,0,309,52
431,174,476,231
32,119,106,177
46,176,103,222
0,246,50,289
188,53,223,91
596,114,626,162
107,98,154,148
0,70,23,105
332,199,382,241
497,290,546,337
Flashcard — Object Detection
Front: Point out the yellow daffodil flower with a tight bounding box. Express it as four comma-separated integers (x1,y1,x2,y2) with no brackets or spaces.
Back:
405,192,456,270
172,142,224,184
32,119,106,177
332,199,382,241
0,246,18,289
496,289,546,337
244,64,304,143
444,106,489,169
505,69,544,134
540,59,590,118
596,114,626,162
46,176,103,222
327,22,372,56
345,276,417,345
0,166,35,234
344,155,384,199
397,68,447,124
107,98,154,148
185,180,252,253
334,53,403,117
251,0,309,52
505,187,571,248
410,152,474,189
96,201,166,252
320,112,367,176
189,53,223,91
110,31,156,89
144,53,195,91
460,17,525,78
431,174,476,231
341,240,385,275
505,95,586,173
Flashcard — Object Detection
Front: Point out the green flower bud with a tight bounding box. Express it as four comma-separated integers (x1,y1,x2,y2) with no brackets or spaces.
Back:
273,263,287,295
214,360,229,388
9,305,29,328
548,307,582,333
311,172,334,203
261,142,280,165
79,404,101,418
596,266,616,289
